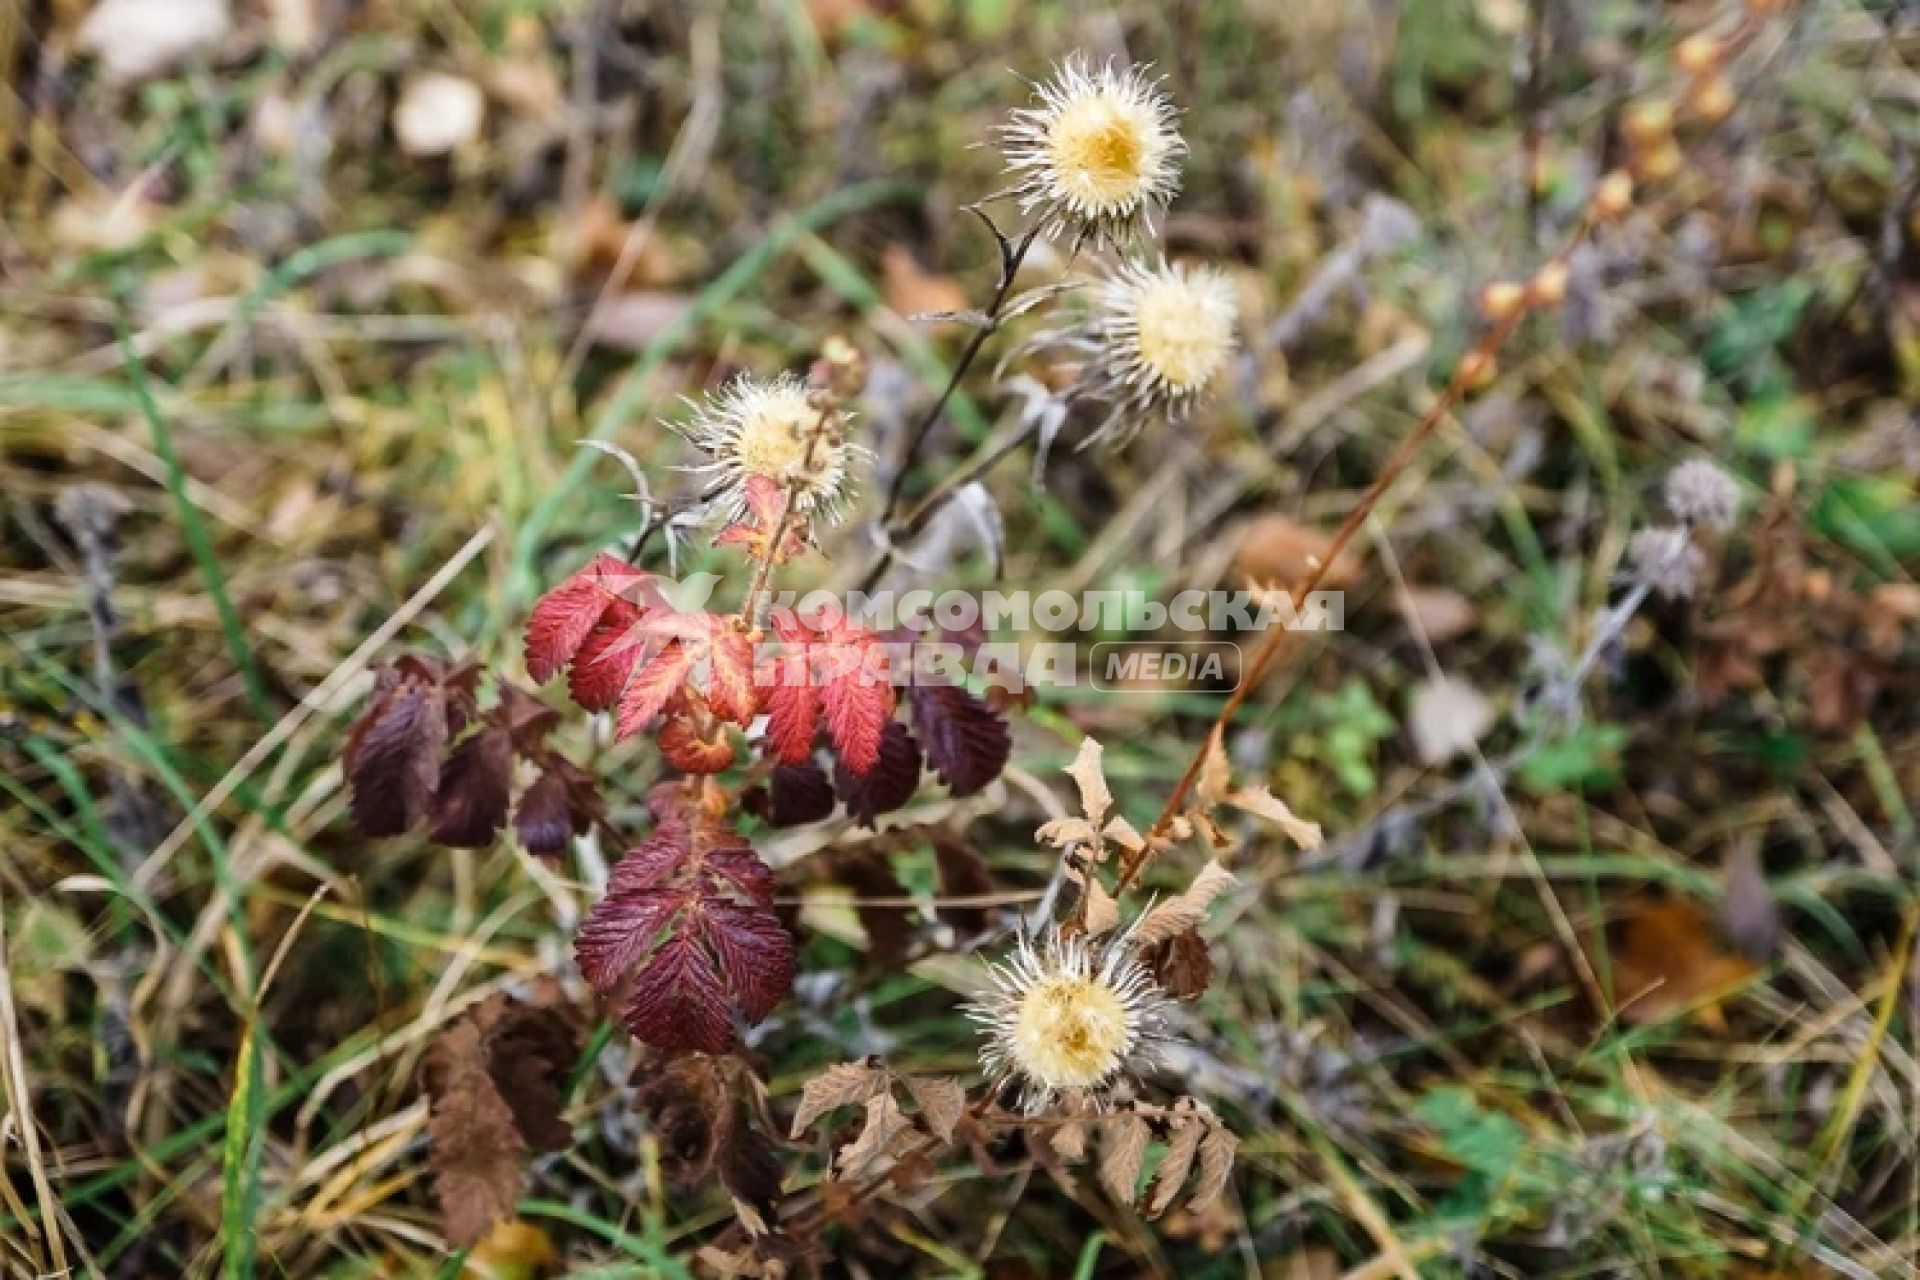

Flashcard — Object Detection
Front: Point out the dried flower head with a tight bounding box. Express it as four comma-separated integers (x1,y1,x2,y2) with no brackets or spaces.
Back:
1664,459,1741,533
1071,258,1238,446
969,927,1169,1112
678,374,863,522
1628,525,1706,600
1002,57,1184,246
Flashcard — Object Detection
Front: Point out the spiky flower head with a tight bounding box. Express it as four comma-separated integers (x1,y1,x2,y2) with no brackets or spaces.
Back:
1664,460,1741,533
1002,56,1184,246
677,374,863,522
968,927,1169,1112
1073,258,1238,446
1628,525,1705,600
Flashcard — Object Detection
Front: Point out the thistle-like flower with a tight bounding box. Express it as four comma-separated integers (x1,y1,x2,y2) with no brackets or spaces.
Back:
1664,459,1741,533
1072,258,1239,446
677,374,862,522
1628,525,1705,600
968,927,1169,1112
1002,57,1184,246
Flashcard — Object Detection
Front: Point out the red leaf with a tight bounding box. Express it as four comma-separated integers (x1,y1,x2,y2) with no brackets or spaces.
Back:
429,724,514,847
714,475,810,565
525,552,645,683
906,682,1010,797
615,641,694,739
659,709,736,774
821,631,896,776
761,665,821,765
833,720,922,826
706,624,759,726
575,811,796,1055
567,598,646,712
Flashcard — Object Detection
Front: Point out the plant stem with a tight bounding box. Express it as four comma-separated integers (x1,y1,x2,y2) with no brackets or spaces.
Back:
871,222,1040,531
1109,226,1596,902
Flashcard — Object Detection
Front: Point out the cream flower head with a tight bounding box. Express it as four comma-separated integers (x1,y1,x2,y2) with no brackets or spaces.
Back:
677,374,863,522
1075,258,1238,446
1002,56,1184,246
968,927,1169,1112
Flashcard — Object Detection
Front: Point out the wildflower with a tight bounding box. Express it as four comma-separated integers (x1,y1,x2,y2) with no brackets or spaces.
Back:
1664,459,1740,532
1628,526,1705,600
968,926,1169,1112
677,374,863,522
1002,57,1184,246
1073,258,1238,445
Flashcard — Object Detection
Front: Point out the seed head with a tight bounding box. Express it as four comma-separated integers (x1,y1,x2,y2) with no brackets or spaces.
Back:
1665,459,1741,532
968,927,1169,1112
1072,258,1238,446
1629,525,1706,600
677,374,864,522
1002,56,1184,246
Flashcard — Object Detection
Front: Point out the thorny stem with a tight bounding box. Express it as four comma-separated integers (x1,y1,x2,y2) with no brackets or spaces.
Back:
1108,221,1599,905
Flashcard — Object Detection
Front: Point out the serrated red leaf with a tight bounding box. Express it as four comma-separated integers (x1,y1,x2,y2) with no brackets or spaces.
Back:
907,682,1010,797
706,624,759,726
567,598,646,712
575,811,795,1055
821,627,895,775
525,552,645,683
615,641,693,739
833,720,922,826
761,662,821,765
428,724,514,847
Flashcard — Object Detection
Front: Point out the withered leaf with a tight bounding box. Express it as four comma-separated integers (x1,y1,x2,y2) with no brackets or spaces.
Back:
423,989,580,1248
1098,1112,1151,1203
428,724,514,848
1189,1122,1239,1213
345,657,461,836
902,1076,966,1143
1133,862,1238,949
834,1092,912,1181
1143,929,1214,1001
1061,737,1112,826
790,1059,887,1138
1145,1105,1207,1218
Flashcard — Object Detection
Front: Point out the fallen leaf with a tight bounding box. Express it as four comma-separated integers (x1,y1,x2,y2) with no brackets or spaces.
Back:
1229,514,1359,590
1608,898,1759,1030
1407,676,1495,766
882,245,969,318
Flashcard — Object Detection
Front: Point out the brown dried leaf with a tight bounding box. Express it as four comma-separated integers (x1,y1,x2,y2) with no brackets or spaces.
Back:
1196,726,1232,808
1049,1119,1089,1163
834,1092,912,1180
1077,872,1121,937
1133,862,1237,949
790,1059,887,1138
1062,737,1112,826
423,990,579,1248
1098,1113,1151,1203
1189,1122,1239,1212
1145,1105,1207,1218
1035,816,1102,853
1224,786,1323,850
1102,815,1146,853
903,1076,967,1143
1143,929,1214,1001
1608,898,1759,1031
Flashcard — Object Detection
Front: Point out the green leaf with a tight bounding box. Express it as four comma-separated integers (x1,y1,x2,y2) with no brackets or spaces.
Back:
1519,723,1629,791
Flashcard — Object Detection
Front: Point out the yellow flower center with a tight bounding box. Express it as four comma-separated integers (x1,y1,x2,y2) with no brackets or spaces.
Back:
1010,973,1131,1089
733,390,843,498
1132,274,1234,392
1047,94,1162,210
